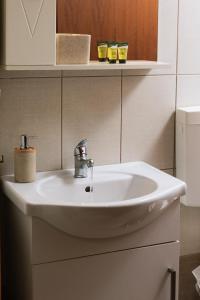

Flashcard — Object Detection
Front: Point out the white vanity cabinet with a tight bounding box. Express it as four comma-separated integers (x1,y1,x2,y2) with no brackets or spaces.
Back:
33,242,179,300
4,199,180,300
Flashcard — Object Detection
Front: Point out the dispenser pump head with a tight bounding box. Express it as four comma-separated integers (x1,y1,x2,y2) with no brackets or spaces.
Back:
20,135,29,149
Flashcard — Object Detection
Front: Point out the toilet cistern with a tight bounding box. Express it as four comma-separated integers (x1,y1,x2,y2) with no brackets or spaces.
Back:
74,139,94,178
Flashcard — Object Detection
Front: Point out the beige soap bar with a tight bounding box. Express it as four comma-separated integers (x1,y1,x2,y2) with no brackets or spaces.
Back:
14,148,36,183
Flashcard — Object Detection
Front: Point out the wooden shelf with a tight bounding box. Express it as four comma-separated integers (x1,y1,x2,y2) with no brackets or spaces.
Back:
0,61,169,71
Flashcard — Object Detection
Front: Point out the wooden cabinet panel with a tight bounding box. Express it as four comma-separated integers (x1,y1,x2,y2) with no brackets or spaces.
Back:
57,0,158,60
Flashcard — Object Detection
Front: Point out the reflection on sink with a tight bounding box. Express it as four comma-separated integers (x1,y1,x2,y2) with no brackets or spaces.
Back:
1,162,186,239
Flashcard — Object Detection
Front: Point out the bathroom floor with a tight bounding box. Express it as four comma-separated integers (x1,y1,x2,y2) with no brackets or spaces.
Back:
179,254,200,300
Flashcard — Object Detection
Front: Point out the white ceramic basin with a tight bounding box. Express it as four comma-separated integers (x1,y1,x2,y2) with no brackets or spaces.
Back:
1,162,186,238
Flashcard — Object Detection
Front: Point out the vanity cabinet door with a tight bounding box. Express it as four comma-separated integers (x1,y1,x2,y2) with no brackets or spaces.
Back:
33,242,179,300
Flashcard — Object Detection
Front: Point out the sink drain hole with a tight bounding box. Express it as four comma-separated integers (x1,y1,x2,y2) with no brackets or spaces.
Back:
85,186,93,192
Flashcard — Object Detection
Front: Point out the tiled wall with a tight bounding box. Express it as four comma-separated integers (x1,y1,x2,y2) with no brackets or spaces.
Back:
0,0,200,259
0,76,62,174
0,72,175,175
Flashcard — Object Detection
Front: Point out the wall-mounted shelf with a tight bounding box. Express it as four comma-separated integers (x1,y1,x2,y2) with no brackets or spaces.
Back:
0,61,169,71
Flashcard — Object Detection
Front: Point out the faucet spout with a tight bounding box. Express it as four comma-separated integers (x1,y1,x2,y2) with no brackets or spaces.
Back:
74,139,94,178
87,159,94,168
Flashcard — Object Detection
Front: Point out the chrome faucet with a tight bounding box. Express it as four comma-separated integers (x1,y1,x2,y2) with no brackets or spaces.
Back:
74,139,94,178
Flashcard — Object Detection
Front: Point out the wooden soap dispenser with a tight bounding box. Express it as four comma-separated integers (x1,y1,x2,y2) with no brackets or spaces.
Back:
14,135,36,183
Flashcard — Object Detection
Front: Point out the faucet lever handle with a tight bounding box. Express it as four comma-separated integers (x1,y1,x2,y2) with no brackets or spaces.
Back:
74,139,88,156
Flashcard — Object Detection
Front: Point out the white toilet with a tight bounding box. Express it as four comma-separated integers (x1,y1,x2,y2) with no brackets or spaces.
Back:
176,106,200,295
176,106,200,207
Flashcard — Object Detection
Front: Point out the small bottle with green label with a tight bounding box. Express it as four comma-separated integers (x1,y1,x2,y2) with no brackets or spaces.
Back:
118,42,128,64
107,42,118,64
97,41,108,62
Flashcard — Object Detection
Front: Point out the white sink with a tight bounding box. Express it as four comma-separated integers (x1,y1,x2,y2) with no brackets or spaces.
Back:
1,162,186,238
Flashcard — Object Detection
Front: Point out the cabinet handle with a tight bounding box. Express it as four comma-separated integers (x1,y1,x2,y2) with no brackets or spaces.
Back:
0,155,4,163
168,268,176,300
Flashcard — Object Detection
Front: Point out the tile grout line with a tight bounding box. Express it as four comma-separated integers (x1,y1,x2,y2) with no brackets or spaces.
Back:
61,71,63,169
120,70,123,163
174,0,180,176
0,74,187,81
0,76,61,80
176,0,180,77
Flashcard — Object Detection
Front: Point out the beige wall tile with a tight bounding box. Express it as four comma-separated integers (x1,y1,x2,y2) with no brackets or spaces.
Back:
0,78,61,175
178,0,200,74
62,77,121,168
181,205,200,256
0,70,61,79
163,169,174,176
62,70,121,77
122,75,176,169
177,75,200,107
